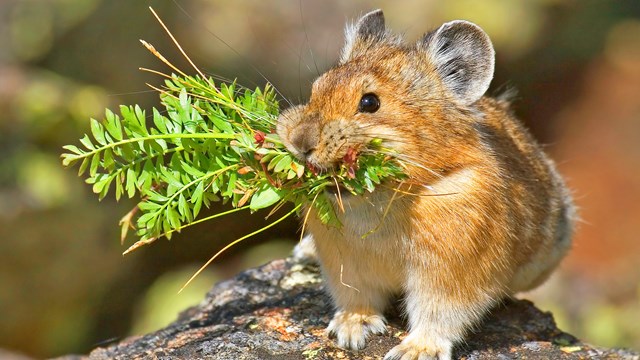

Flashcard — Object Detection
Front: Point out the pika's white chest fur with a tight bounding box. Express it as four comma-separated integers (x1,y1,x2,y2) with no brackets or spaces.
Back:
305,191,414,295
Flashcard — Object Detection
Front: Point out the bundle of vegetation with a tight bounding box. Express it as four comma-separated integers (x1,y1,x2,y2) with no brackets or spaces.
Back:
60,9,406,288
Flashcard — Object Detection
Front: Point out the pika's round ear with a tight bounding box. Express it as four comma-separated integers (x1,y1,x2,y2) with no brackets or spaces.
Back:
418,20,495,105
340,9,387,64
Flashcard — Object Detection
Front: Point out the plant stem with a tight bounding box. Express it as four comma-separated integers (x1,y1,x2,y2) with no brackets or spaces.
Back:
71,133,237,160
179,203,302,293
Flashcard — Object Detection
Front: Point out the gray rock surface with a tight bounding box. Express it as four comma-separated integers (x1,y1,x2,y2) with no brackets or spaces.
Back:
58,258,639,359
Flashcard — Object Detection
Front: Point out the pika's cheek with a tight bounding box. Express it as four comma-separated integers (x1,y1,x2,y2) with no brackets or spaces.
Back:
309,119,355,167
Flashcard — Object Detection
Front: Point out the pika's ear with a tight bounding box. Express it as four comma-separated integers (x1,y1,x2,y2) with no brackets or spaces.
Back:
418,20,495,105
339,9,387,64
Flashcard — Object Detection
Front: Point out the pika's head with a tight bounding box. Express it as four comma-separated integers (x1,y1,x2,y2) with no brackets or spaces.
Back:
277,10,495,177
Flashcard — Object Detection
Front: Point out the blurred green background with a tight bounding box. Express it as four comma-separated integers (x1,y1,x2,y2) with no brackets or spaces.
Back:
0,0,639,358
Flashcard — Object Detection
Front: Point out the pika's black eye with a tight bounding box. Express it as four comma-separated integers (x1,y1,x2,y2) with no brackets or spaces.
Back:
358,93,380,113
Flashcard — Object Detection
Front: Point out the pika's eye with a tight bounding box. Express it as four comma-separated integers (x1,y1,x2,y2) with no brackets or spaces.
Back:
358,93,380,113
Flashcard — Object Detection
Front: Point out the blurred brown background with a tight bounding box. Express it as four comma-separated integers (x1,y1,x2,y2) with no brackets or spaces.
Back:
0,0,639,358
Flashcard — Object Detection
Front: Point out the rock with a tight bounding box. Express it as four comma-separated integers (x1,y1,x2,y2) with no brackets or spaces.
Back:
60,258,639,360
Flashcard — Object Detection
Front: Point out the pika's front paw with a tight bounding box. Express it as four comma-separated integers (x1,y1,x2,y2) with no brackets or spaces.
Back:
384,334,452,360
292,234,317,263
326,310,387,350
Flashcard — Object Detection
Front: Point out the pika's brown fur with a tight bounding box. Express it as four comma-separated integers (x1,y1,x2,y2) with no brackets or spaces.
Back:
277,10,575,360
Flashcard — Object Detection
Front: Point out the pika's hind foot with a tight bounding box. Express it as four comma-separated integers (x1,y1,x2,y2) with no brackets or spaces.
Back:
384,334,453,360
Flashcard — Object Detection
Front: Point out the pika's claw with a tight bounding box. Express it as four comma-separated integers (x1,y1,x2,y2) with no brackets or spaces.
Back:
326,310,387,350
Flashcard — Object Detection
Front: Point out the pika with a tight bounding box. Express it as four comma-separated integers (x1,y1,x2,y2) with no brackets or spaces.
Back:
276,10,575,360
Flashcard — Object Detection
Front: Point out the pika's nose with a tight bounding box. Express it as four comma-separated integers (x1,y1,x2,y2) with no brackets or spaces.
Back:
290,124,319,160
